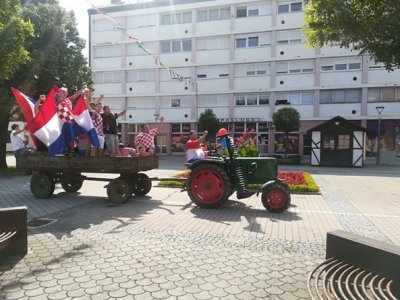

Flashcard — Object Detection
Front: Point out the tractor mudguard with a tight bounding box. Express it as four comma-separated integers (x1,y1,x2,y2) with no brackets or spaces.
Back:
188,158,226,171
257,178,289,196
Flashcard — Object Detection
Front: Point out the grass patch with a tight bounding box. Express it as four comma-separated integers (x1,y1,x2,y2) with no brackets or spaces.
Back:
0,167,26,177
158,170,319,193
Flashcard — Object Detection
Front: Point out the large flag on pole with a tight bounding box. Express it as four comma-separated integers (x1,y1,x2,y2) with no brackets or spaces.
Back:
10,87,36,124
73,96,100,146
28,86,99,156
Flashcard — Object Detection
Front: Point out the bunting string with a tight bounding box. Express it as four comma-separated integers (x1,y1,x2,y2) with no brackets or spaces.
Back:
86,0,197,88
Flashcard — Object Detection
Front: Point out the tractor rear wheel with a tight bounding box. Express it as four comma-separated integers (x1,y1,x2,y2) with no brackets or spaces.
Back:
187,164,231,208
261,184,291,213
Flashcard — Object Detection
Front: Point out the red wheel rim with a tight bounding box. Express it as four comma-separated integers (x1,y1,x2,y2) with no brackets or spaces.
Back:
191,169,225,204
266,189,286,209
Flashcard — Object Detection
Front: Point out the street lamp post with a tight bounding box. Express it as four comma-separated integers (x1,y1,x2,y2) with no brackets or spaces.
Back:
375,106,385,165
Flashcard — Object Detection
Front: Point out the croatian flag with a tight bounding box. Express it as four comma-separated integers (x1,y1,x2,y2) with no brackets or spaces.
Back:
11,87,36,124
73,96,100,147
28,87,99,156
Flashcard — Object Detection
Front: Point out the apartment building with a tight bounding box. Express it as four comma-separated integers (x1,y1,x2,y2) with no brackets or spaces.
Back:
88,0,400,158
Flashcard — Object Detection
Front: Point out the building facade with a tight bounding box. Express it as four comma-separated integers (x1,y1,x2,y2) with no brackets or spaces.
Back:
88,0,400,159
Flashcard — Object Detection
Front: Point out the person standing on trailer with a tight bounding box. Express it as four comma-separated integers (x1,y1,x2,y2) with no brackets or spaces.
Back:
101,105,127,156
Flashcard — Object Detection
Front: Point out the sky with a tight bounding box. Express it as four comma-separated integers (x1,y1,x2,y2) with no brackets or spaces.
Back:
58,0,109,58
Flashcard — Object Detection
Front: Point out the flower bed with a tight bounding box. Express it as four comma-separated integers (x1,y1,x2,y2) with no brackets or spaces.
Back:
158,170,319,193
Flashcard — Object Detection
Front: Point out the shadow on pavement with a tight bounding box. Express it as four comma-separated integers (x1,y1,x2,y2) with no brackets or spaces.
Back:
189,199,302,234
27,194,167,240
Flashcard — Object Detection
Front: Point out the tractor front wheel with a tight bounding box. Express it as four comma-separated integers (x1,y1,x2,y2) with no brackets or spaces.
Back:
261,184,291,213
187,164,231,208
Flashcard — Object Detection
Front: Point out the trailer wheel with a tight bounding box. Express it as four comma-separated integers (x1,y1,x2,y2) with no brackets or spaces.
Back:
132,173,152,196
30,173,55,199
61,175,83,192
188,163,231,208
107,178,132,204
261,184,291,213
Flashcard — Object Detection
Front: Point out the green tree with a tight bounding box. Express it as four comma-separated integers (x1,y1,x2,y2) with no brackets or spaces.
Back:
0,0,93,168
304,0,400,70
0,0,34,169
272,107,300,157
197,109,220,141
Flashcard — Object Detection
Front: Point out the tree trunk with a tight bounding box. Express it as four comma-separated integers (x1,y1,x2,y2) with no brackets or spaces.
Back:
0,112,9,169
284,132,289,159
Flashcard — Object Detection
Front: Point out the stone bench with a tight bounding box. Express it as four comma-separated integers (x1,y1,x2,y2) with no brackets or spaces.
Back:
308,230,400,299
0,207,28,257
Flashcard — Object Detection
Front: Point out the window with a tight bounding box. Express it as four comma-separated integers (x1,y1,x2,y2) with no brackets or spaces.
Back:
197,36,229,50
278,4,289,13
235,94,269,105
236,38,246,48
247,95,257,105
248,37,259,47
323,134,335,150
278,2,302,13
197,7,230,22
276,60,314,74
171,123,191,152
368,87,400,102
236,7,247,18
259,94,269,105
171,99,181,107
235,36,261,48
235,95,246,105
161,12,192,25
338,134,351,149
94,72,123,84
320,89,361,104
182,40,192,51
236,6,259,18
276,92,314,105
127,70,155,82
197,74,207,79
277,30,303,44
248,9,259,16
321,57,362,72
291,2,302,11
93,45,122,58
161,39,192,53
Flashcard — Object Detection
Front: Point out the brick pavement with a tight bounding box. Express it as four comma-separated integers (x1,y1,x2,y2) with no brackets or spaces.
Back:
1,155,400,299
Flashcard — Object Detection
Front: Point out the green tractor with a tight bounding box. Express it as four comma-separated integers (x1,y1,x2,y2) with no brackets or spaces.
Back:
186,129,291,213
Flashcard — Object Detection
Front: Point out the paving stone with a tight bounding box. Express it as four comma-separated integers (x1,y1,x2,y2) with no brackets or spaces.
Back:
1,159,399,299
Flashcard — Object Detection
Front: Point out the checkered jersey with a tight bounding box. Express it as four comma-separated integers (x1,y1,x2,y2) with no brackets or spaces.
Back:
120,147,136,157
90,112,103,135
135,128,158,149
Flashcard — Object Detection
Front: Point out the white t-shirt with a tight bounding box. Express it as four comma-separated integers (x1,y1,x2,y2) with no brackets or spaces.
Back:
10,130,26,151
186,148,205,162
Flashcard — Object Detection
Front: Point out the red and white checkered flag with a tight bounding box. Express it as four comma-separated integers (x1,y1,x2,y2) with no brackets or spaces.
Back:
56,100,74,124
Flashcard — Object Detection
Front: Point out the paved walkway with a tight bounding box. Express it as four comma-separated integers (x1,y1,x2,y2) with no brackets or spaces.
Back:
1,155,400,299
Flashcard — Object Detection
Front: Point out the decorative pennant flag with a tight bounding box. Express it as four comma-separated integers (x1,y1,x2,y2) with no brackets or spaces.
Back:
86,0,197,88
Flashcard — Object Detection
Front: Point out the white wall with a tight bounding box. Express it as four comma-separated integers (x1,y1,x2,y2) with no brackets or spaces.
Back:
368,69,400,85
276,73,314,88
320,71,362,87
234,76,269,91
319,103,362,118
